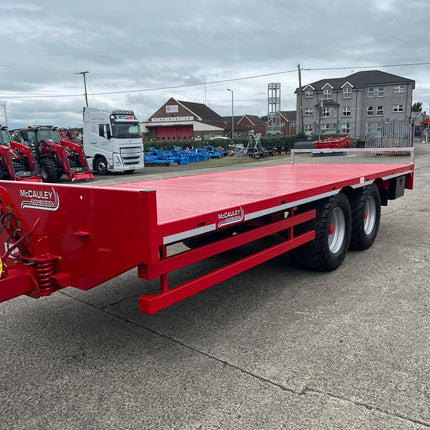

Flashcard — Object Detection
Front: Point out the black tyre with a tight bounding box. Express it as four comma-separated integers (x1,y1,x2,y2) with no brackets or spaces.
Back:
55,168,63,180
39,158,58,182
0,160,10,180
94,157,108,175
349,184,381,250
290,193,352,271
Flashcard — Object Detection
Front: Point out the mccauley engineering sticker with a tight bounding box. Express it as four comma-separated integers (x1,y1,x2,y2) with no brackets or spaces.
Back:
19,187,60,211
218,207,244,228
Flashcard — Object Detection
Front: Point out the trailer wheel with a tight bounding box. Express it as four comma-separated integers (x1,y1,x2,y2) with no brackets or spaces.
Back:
94,157,108,175
349,184,381,250
39,158,58,182
290,193,352,271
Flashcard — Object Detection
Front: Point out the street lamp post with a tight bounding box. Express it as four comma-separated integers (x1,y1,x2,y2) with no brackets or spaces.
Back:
227,89,234,139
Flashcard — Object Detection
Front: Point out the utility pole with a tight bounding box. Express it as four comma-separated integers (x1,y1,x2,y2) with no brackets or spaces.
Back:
297,64,304,135
76,71,89,107
1,104,7,127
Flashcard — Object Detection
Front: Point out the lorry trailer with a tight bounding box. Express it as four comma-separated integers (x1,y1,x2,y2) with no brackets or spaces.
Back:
0,149,414,314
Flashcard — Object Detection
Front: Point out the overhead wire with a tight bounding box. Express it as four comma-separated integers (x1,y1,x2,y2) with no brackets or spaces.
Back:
1,62,429,101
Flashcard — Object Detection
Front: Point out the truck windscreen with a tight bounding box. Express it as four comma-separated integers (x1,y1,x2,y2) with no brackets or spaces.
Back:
0,130,10,145
111,123,141,139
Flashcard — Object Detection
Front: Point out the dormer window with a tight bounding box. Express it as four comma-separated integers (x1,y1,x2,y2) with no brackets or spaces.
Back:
343,87,352,98
323,88,332,100
304,88,313,98
322,83,333,100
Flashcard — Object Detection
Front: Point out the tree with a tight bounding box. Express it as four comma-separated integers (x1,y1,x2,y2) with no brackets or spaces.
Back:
412,102,422,112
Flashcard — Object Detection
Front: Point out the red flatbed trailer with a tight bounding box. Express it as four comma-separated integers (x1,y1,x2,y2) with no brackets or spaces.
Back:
0,153,414,314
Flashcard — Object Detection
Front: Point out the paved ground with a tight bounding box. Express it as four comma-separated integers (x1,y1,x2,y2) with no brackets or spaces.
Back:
1,144,429,429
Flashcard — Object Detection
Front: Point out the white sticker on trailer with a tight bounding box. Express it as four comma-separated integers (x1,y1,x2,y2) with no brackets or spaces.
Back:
4,243,19,258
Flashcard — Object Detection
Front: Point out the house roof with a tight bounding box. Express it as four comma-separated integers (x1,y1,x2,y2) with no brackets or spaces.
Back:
178,100,226,127
296,70,415,93
222,115,243,125
238,115,266,126
280,110,296,122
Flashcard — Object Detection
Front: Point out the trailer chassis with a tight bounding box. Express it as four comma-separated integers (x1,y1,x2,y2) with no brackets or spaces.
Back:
0,148,414,314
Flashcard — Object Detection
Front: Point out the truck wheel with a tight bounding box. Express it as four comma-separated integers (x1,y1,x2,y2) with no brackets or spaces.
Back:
39,158,58,182
94,157,108,175
349,184,381,250
290,193,352,271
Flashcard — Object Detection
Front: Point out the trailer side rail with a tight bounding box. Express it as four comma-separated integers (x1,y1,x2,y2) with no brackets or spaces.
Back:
290,147,415,164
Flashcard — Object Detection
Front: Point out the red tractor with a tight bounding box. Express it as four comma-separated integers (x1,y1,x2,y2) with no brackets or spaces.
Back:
18,126,93,182
0,125,41,182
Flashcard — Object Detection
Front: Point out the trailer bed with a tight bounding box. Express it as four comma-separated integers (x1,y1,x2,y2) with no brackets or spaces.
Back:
104,163,413,242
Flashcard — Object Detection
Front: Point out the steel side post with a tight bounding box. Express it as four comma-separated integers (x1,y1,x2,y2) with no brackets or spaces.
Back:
139,190,160,265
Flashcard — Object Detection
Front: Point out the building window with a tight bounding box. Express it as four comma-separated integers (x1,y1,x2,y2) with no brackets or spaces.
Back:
321,124,330,134
304,124,313,134
343,87,352,98
341,123,350,134
377,87,385,97
342,107,351,117
322,107,330,117
377,106,384,116
367,106,374,116
304,108,313,116
323,88,332,100
291,121,296,127
304,88,313,98
394,85,405,94
367,87,375,97
393,104,404,112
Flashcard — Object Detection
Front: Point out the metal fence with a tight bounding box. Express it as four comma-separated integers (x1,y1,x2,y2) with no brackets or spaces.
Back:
365,120,412,155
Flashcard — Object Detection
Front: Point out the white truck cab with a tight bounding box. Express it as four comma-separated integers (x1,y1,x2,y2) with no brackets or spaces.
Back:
83,107,144,174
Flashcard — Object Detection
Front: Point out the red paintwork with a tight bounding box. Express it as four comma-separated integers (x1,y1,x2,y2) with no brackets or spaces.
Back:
0,162,414,313
19,126,93,182
314,136,350,149
0,141,41,182
43,139,94,181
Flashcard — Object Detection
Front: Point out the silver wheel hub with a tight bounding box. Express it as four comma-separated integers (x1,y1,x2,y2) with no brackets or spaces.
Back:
328,207,346,254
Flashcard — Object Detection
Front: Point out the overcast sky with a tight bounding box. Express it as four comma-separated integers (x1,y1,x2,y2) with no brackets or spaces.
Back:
1,0,429,129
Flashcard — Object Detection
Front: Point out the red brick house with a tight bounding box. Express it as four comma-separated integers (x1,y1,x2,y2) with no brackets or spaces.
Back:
266,111,297,135
142,98,228,142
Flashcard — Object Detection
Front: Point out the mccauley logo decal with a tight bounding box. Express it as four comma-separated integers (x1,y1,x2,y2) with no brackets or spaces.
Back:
218,207,244,228
19,188,60,211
